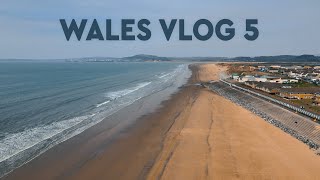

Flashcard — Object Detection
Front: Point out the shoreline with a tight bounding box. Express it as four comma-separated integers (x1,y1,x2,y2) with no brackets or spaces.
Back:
3,63,320,180
0,62,191,177
1,64,198,180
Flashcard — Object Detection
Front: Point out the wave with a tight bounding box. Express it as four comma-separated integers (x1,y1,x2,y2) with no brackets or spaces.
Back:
158,73,171,79
0,115,93,163
105,82,151,100
0,64,191,177
96,100,110,107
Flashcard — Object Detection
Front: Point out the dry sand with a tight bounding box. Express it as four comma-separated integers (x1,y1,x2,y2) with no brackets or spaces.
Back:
147,64,320,180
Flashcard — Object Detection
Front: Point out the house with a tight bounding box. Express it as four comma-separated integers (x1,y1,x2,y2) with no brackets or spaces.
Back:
268,68,279,73
244,81,283,94
279,88,320,100
284,78,299,83
260,75,281,83
238,75,256,82
258,66,267,72
268,78,284,83
303,66,312,69
280,78,292,83
288,71,301,78
306,74,320,82
254,76,268,82
314,66,320,70
291,66,303,70
239,75,283,83
270,65,281,69
231,73,240,80
255,82,283,94
269,78,299,84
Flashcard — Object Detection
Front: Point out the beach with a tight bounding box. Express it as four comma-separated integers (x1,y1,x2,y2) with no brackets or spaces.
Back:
3,63,320,180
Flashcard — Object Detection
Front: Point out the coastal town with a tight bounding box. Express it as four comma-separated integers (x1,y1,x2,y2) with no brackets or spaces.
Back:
225,63,320,114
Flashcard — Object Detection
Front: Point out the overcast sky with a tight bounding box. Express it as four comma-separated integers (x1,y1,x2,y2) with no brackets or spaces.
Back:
0,0,319,59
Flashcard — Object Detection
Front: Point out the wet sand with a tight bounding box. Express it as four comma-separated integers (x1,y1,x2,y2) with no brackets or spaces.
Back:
3,64,320,180
2,65,199,180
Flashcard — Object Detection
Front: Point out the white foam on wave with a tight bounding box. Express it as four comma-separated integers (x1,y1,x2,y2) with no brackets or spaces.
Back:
159,65,186,81
105,82,151,100
158,73,171,79
0,81,153,168
96,100,110,107
0,114,93,162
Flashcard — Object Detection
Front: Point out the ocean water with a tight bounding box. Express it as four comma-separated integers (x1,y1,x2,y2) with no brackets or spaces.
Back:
0,61,191,176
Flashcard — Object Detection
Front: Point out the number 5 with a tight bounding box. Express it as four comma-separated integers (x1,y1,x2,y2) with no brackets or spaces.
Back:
244,19,259,41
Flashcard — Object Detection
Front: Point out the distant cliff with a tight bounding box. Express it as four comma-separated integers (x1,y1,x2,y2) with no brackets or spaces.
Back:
2,54,320,63
122,54,170,61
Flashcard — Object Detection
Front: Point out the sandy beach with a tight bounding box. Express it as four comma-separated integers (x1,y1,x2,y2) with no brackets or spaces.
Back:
3,64,320,180
147,64,320,180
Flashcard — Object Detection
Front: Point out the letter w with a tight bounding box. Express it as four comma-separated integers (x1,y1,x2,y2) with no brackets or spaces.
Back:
60,19,87,41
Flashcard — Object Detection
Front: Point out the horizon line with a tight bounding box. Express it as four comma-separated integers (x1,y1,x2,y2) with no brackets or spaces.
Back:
0,53,319,61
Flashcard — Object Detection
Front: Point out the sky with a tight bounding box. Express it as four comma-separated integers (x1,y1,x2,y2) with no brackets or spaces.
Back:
0,0,319,59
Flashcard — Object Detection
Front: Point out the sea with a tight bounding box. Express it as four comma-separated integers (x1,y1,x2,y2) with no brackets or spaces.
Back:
0,61,191,176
